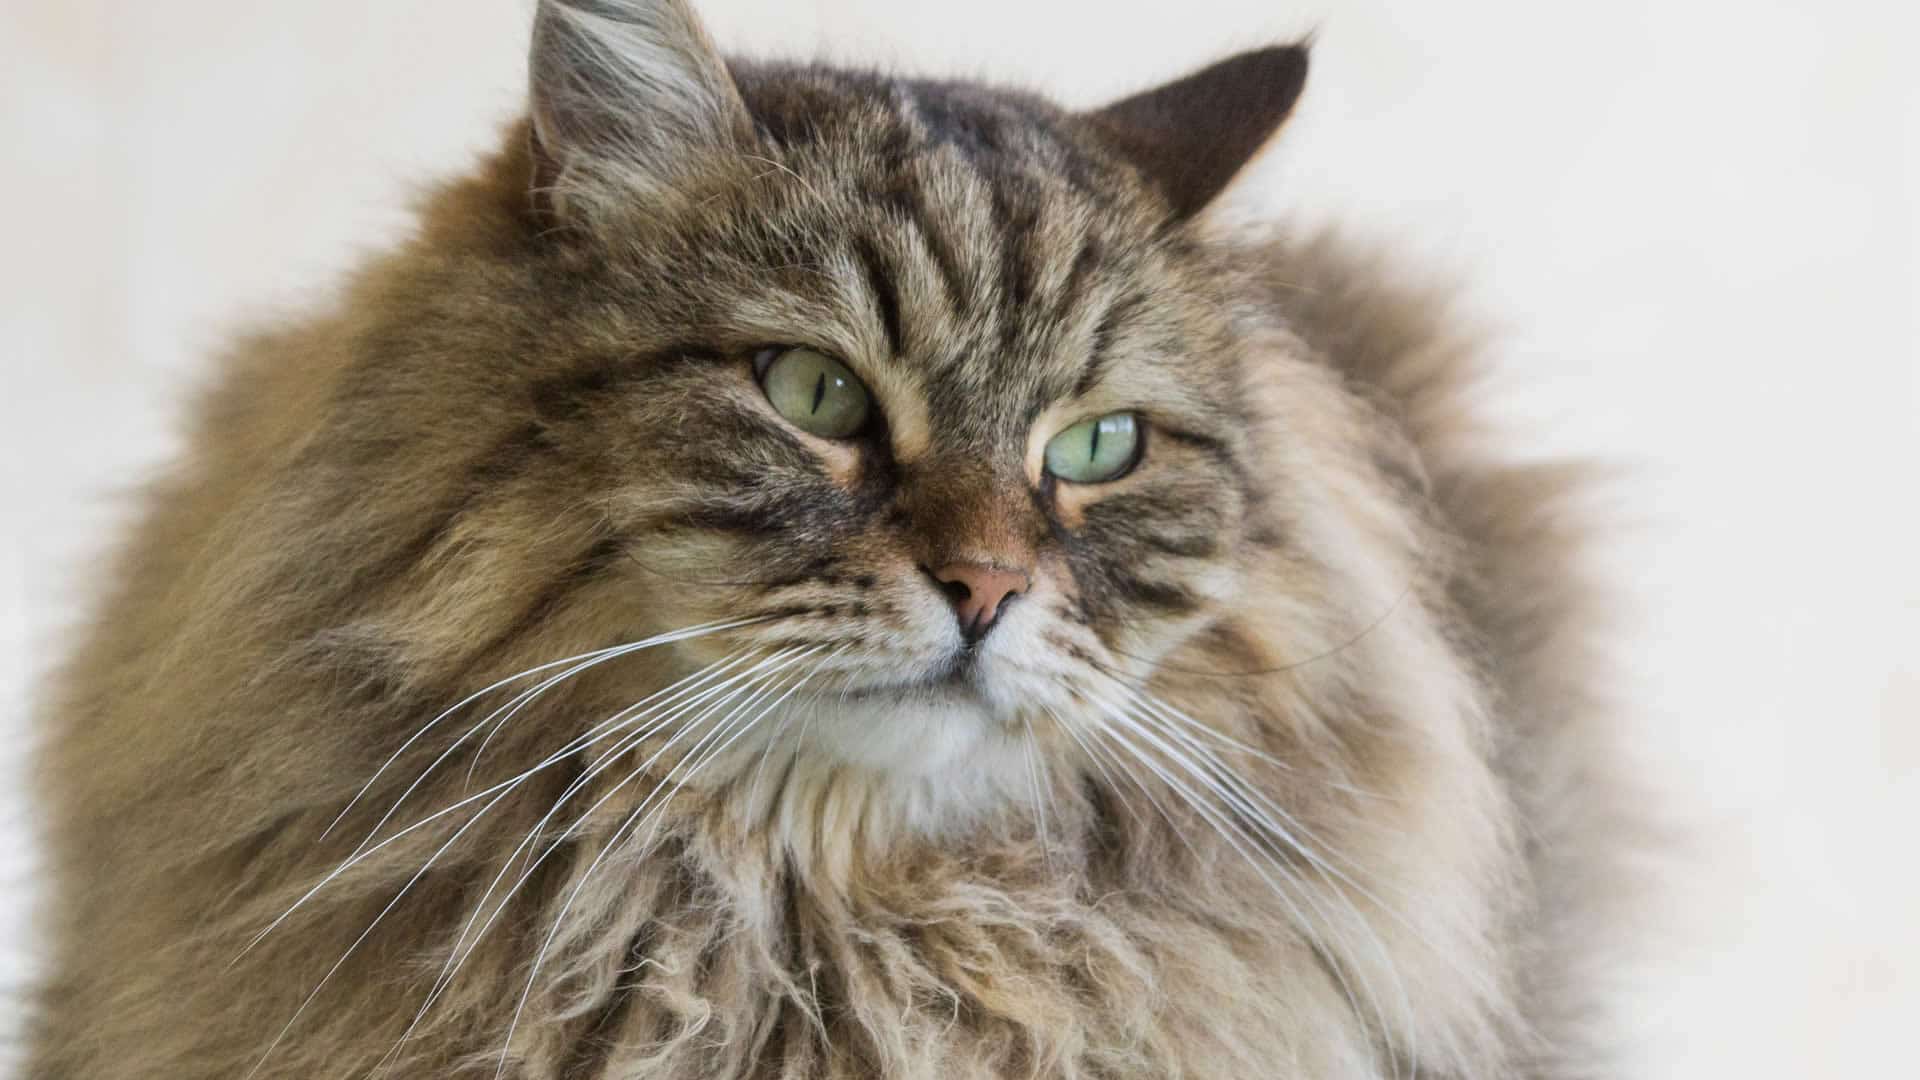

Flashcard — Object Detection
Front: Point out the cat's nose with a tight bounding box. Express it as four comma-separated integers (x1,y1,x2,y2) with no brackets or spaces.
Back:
927,562,1031,643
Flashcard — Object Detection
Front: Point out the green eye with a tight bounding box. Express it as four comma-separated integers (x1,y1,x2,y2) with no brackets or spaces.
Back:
1044,412,1142,484
758,347,871,438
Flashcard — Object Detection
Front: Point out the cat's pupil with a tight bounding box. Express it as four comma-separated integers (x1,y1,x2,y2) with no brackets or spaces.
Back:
811,371,827,415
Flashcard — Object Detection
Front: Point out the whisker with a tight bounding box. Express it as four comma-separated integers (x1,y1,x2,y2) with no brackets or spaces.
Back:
1113,678,1475,990
391,648,823,1066
1113,680,1507,1072
1086,691,1409,1078
318,645,619,844
1043,704,1150,835
744,644,848,817
242,768,526,1080
1109,681,1373,882
1096,662,1392,802
241,728,613,962
1020,715,1056,877
1096,574,1420,680
238,642,768,963
371,647,795,1072
440,647,798,944
1086,685,1417,1078
329,616,772,870
458,654,600,788
247,648,789,1080
490,647,827,1078
1079,715,1209,872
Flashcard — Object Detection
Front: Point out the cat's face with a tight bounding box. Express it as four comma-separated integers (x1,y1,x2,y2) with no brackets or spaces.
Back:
322,3,1308,810
528,75,1269,780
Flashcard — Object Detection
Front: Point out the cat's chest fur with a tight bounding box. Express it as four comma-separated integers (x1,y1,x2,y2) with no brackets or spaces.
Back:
421,813,1427,1080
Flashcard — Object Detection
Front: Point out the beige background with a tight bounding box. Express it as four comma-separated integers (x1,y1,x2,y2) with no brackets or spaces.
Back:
3,0,1915,1074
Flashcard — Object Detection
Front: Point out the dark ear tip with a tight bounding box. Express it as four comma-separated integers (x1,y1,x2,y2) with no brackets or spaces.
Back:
1082,40,1313,220
1221,42,1311,100
1254,41,1311,66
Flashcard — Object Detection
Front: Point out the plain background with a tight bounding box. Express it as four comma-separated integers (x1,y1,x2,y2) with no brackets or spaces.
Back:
2,0,1914,1074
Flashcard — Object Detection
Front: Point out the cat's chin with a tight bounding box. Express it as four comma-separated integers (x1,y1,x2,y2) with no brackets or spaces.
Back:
784,682,1010,777
831,644,993,702
700,650,1048,820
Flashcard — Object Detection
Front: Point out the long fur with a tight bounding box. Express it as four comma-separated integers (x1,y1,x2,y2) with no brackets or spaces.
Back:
28,3,1637,1077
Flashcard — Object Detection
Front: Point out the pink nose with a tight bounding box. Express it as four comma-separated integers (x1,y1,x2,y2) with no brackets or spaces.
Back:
928,562,1031,642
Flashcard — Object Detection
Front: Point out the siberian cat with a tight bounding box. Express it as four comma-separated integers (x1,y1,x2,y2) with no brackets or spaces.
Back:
29,1,1633,1076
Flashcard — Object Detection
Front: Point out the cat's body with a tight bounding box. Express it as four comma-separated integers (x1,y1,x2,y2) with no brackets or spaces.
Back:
29,3,1633,1077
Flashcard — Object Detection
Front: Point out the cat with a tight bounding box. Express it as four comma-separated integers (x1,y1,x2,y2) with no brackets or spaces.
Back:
27,1,1637,1076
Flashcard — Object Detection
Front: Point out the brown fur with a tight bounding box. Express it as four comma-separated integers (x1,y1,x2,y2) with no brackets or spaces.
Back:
28,3,1636,1077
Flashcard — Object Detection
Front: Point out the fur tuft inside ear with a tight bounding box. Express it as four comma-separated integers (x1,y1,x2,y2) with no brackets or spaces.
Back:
528,0,751,216
1081,44,1309,220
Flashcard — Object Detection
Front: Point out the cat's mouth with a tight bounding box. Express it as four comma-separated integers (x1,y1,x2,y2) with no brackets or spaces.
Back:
837,646,989,702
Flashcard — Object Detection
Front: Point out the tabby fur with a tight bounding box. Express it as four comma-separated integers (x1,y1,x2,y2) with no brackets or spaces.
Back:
29,2,1633,1077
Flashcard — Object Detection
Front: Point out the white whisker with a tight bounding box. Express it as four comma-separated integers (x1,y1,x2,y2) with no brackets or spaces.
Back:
442,648,803,956
370,647,788,1072
1116,679,1481,996
1020,715,1056,876
490,646,828,1078
1043,704,1150,834
321,617,768,843
337,617,770,865
239,632,773,964
318,646,620,844
392,647,824,1065
745,644,847,817
242,769,523,1080
1086,683,1417,1078
1096,664,1391,802
1086,689,1409,1078
247,648,794,1080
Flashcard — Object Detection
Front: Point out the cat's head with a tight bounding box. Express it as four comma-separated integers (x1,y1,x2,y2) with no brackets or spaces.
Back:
288,0,1331,827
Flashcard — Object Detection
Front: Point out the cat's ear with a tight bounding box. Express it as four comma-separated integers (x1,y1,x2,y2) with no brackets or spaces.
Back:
1081,45,1309,221
528,0,752,217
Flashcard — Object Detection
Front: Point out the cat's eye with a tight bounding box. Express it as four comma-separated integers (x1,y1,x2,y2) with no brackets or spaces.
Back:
756,347,872,439
1044,411,1142,484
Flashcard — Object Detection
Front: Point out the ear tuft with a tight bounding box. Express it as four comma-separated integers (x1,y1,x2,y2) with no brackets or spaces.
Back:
529,0,750,215
1082,44,1309,220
